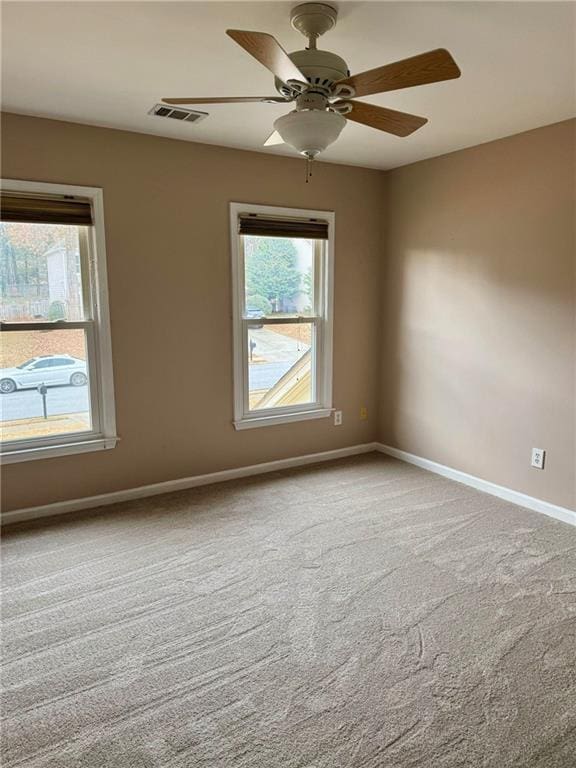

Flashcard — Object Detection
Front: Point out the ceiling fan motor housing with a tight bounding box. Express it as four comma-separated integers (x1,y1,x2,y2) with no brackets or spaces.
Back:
275,49,349,97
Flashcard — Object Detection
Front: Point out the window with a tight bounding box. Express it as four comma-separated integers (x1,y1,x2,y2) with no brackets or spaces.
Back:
230,203,334,430
0,180,117,462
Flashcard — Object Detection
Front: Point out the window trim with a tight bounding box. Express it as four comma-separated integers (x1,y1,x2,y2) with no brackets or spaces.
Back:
230,202,334,430
0,179,118,463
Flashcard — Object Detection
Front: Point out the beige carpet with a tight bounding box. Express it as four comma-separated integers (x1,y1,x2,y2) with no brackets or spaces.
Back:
2,454,576,767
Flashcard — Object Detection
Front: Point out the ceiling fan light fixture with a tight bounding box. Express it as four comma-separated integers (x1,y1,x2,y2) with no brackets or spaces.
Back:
162,4,461,169
273,109,346,158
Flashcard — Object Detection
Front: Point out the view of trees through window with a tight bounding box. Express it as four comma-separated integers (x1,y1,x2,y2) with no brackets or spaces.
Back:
243,236,316,411
244,236,313,316
1,222,91,443
1,222,84,322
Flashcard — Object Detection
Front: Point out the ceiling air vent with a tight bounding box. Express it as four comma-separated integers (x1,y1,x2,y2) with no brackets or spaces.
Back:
148,104,208,124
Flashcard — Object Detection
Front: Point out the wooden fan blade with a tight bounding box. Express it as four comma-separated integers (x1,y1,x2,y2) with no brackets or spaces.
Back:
339,49,461,98
264,130,284,146
227,29,305,84
339,101,427,137
162,96,282,105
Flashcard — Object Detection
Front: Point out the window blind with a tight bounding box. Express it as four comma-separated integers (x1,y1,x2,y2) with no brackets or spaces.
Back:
0,194,93,226
238,214,328,240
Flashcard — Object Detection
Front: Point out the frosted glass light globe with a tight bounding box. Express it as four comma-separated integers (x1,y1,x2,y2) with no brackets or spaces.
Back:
274,110,346,158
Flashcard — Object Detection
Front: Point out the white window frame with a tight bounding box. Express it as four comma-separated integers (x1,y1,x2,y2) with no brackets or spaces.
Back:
0,179,118,463
230,202,334,430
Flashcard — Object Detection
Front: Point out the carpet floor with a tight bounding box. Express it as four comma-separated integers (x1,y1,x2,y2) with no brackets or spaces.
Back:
2,453,576,767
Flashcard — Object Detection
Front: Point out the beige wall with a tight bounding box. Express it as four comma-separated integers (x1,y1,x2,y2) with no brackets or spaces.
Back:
1,113,384,511
2,114,574,513
380,120,576,509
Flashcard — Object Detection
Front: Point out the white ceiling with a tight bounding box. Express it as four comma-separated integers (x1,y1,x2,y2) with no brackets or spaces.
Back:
2,1,575,170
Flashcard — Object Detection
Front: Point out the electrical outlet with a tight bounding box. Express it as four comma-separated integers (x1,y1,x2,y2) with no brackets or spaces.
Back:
360,407,368,420
334,410,342,426
531,448,545,470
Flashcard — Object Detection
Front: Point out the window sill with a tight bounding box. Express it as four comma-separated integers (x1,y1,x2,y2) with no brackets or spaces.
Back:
0,435,119,464
234,408,332,431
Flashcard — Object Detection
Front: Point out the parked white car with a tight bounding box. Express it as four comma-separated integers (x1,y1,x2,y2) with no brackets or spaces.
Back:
0,355,88,394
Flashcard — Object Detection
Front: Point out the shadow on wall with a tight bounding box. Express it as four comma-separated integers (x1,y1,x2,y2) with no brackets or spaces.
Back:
380,121,576,508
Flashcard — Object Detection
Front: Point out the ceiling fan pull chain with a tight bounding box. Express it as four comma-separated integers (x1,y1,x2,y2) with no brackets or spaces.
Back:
305,155,313,183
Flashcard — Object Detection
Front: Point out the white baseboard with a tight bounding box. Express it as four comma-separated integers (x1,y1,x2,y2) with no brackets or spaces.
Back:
5,441,574,529
376,443,576,528
2,442,380,526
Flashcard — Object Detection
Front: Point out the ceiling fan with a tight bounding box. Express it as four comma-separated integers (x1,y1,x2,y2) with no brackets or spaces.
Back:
162,2,461,163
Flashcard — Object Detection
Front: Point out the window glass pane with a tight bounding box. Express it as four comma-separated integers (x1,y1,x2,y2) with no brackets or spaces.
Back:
0,329,92,442
248,322,313,411
244,236,315,317
0,222,86,322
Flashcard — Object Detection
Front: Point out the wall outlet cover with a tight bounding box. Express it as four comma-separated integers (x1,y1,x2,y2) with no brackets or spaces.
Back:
334,410,342,426
531,448,546,470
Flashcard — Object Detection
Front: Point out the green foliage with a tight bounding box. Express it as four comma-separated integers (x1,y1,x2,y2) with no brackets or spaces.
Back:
47,300,66,321
245,294,272,315
245,237,300,311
